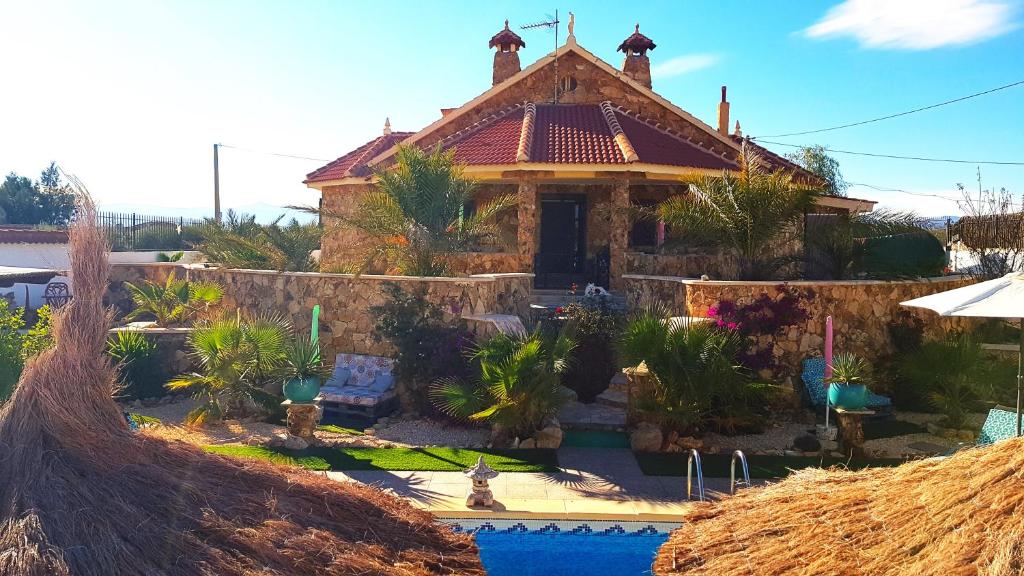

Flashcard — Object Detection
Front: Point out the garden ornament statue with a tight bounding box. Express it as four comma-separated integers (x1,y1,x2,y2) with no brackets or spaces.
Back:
585,283,610,297
465,456,499,508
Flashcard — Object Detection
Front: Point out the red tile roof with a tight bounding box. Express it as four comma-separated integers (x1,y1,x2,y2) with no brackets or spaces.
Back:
488,20,525,49
618,24,656,54
530,104,625,163
445,107,524,165
730,135,818,179
616,111,735,170
304,131,414,183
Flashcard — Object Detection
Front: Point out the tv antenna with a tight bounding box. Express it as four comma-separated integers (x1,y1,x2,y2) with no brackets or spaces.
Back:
522,10,561,103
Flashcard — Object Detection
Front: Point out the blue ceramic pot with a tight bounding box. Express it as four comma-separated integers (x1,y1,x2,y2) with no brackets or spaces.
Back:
283,377,320,403
828,383,867,410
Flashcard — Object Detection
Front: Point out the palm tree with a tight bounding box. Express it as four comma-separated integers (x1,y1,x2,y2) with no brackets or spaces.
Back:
123,272,223,326
303,144,516,276
659,145,821,280
197,211,321,272
166,312,291,425
430,327,575,439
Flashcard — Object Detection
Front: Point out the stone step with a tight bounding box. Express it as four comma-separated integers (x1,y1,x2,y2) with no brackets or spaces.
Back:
608,371,628,393
595,388,627,409
557,401,627,431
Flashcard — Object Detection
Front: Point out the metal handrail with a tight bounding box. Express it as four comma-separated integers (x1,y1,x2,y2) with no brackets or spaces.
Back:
730,450,750,495
686,449,705,502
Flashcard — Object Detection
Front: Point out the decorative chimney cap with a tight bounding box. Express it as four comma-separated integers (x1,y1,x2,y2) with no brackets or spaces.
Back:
383,117,392,136
489,19,526,49
618,23,656,54
465,455,499,480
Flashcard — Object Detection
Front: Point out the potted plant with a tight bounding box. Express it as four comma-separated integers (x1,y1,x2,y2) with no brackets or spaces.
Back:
826,353,870,410
281,339,330,403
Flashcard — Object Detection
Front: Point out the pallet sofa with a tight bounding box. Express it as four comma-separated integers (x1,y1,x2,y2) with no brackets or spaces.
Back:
316,353,398,420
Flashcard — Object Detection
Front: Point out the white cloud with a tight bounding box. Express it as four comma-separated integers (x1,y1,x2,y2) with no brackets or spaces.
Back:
804,0,1018,50
650,53,720,79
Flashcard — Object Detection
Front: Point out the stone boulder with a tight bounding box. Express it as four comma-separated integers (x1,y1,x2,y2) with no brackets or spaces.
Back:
793,434,822,453
676,436,704,451
519,438,537,449
534,424,564,450
630,422,663,452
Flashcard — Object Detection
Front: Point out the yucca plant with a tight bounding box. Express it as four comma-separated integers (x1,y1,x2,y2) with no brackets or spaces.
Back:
659,143,822,280
107,330,167,400
167,312,291,426
619,309,750,432
430,327,575,438
282,339,331,381
296,144,516,276
826,353,871,385
123,272,222,326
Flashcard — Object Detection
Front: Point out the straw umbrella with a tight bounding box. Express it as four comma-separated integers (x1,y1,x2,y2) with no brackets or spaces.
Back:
901,272,1024,436
0,192,484,576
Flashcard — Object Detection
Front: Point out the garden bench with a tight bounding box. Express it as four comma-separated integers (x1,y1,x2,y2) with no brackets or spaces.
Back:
801,357,892,413
316,353,398,420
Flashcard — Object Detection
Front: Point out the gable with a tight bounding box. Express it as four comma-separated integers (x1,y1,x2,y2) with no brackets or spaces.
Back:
366,42,741,170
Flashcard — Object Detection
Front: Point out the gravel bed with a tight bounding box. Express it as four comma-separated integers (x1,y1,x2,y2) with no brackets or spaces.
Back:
864,433,958,459
701,422,814,454
374,418,489,448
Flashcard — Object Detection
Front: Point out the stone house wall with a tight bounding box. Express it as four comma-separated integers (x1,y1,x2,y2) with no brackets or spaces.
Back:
623,274,978,376
109,264,533,359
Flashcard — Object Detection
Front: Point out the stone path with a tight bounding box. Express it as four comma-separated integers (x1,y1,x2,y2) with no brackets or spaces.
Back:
327,447,765,521
558,402,627,430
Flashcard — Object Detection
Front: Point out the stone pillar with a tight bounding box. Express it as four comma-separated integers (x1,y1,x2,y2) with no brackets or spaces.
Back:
516,178,537,272
609,178,630,291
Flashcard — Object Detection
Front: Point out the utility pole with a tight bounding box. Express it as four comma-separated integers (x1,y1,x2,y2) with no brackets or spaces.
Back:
213,143,222,222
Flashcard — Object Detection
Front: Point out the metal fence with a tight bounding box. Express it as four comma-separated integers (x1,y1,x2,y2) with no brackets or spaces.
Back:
97,211,211,251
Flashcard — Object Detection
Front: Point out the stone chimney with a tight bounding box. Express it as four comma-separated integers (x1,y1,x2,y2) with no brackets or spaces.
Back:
717,86,730,136
489,20,526,86
617,24,656,89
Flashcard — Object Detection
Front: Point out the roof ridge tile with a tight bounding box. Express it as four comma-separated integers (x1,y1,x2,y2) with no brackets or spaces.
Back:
600,101,638,163
516,102,536,162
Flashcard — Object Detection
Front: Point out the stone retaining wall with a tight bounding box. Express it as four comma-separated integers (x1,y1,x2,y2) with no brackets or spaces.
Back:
625,252,736,279
109,264,533,358
624,274,977,376
447,252,521,274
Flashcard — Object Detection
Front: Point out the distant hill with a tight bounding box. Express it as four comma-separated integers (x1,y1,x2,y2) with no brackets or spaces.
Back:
97,202,316,224
922,215,960,229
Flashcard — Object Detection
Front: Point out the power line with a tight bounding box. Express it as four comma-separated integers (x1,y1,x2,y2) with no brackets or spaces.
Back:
847,182,961,202
218,143,330,163
753,79,1024,138
757,140,1024,166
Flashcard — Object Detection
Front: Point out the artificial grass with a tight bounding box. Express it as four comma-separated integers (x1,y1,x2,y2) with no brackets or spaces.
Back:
862,419,927,440
204,445,560,473
634,452,908,479
317,424,364,436
561,429,631,449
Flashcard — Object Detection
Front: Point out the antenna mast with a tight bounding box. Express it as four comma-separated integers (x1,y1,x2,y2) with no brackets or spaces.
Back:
521,10,560,103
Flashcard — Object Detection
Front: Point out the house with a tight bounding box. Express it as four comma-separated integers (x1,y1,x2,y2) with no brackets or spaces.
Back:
305,18,873,290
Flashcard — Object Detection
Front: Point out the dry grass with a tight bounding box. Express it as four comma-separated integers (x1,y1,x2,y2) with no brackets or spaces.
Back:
654,438,1024,576
0,190,484,576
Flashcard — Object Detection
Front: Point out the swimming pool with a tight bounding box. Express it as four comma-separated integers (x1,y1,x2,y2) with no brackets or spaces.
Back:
445,519,678,576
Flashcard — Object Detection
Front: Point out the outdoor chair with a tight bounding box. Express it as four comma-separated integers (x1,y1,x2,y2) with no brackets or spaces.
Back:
801,357,893,413
316,353,398,420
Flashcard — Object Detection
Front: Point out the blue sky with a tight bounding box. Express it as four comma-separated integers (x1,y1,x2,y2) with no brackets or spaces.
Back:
1,0,1021,218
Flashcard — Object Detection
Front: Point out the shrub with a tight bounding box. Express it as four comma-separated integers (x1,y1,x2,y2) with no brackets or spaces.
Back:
133,226,184,250
431,328,575,439
21,304,55,359
708,286,814,376
0,300,25,403
370,283,475,415
167,313,291,426
108,331,170,400
896,334,1016,428
124,273,223,326
547,297,620,402
859,232,945,279
619,311,759,435
157,251,184,262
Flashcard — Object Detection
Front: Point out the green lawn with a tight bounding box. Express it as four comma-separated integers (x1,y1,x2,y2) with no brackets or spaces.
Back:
634,452,908,479
204,445,559,473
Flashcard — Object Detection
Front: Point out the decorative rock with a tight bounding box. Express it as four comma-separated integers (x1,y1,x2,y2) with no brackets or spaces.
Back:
676,436,703,451
664,443,683,453
519,438,537,449
630,422,663,452
792,434,822,452
534,425,563,450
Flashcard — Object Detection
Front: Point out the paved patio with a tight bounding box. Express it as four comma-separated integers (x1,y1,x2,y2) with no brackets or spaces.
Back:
327,447,762,521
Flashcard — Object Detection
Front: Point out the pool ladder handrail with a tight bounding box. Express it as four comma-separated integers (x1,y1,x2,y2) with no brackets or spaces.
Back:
730,449,750,495
686,449,705,502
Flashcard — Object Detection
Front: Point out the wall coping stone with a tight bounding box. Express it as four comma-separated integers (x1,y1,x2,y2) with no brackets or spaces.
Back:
112,263,533,283
622,274,968,287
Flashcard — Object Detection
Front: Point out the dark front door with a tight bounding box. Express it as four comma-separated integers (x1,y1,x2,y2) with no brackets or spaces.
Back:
536,195,586,289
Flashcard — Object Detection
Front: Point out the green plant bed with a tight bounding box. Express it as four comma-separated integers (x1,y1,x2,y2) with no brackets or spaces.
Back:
561,430,631,449
862,419,927,440
634,452,908,479
204,445,559,473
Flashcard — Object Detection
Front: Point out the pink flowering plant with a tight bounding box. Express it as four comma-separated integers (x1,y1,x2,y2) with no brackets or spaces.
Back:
707,286,815,375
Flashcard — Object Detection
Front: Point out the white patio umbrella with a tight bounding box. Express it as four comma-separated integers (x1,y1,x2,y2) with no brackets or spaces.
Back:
901,272,1024,436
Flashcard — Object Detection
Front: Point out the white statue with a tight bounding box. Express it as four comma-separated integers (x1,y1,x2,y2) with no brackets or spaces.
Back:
585,283,610,297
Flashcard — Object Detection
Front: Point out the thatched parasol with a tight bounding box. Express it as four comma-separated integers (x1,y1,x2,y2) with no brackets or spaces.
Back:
0,192,484,576
652,440,1024,575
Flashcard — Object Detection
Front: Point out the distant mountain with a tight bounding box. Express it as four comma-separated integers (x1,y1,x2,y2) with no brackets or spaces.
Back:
97,202,316,224
922,215,960,229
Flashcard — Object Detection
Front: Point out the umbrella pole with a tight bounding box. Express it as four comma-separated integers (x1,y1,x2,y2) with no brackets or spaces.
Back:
1017,319,1023,437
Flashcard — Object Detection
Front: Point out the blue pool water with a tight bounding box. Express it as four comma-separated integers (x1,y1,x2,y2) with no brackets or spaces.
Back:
448,520,673,576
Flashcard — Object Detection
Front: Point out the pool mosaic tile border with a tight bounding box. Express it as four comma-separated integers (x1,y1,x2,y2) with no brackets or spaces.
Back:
442,518,681,536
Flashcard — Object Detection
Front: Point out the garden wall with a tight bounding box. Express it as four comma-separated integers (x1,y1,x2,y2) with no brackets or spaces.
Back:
624,252,736,279
108,264,532,359
623,274,978,376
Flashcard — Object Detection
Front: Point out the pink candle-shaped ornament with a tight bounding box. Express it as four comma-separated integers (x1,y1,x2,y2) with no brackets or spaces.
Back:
824,315,834,385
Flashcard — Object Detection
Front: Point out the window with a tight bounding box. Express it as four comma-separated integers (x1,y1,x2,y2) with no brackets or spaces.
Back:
629,200,659,249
